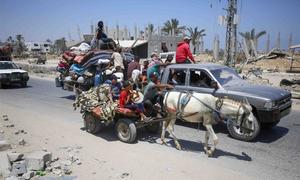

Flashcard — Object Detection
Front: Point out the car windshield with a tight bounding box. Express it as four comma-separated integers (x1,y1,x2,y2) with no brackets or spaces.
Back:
210,67,243,86
0,62,19,69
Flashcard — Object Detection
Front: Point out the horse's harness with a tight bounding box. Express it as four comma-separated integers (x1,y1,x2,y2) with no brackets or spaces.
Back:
173,91,245,127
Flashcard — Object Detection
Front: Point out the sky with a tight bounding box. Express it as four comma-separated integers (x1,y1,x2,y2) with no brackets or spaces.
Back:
1,0,299,50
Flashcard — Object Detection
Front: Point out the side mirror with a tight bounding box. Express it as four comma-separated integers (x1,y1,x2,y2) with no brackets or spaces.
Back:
19,67,22,69
210,81,219,90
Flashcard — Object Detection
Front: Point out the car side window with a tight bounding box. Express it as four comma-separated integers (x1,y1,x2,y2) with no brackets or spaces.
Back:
167,68,187,86
189,69,212,88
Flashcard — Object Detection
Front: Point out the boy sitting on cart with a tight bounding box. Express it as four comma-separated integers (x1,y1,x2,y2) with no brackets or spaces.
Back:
119,81,148,121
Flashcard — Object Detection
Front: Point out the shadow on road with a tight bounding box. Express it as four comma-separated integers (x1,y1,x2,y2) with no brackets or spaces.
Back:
138,130,252,161
0,84,32,89
60,95,76,100
176,120,289,143
254,126,289,143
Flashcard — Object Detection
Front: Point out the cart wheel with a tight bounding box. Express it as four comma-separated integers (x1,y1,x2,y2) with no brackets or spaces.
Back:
84,113,102,134
115,118,137,143
145,122,162,134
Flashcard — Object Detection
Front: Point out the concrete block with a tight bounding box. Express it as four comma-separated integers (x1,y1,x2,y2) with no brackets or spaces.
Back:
22,171,35,180
0,140,11,151
25,151,52,171
0,152,11,178
4,176,18,180
11,160,27,176
7,152,24,162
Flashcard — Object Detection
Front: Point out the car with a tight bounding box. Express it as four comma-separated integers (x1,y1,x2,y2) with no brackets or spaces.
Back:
161,63,292,141
0,61,29,88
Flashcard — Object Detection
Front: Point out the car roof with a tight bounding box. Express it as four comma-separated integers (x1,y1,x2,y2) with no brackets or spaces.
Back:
166,63,226,70
0,61,13,63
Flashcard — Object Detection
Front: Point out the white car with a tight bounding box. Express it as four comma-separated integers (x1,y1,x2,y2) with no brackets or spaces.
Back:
0,61,29,88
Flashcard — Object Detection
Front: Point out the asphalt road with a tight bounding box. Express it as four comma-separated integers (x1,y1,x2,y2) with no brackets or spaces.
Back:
1,77,300,180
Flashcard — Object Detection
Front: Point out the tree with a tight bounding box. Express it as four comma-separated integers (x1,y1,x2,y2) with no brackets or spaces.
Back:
146,24,155,34
239,28,266,55
14,34,27,57
187,27,206,54
162,18,185,36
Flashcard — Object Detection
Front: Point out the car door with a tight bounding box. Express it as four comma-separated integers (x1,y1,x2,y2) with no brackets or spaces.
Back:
164,67,189,92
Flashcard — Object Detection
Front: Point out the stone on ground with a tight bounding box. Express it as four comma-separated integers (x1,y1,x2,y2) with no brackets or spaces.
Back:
0,140,11,151
11,160,27,176
25,151,52,171
7,152,24,162
0,152,11,178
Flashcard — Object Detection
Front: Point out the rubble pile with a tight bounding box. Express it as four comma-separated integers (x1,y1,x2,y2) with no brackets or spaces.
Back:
244,58,300,72
0,115,80,179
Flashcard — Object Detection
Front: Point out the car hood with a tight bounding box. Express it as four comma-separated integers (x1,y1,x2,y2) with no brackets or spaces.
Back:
0,69,27,74
225,82,290,100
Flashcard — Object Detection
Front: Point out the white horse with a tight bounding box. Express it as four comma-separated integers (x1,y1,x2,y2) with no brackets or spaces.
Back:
161,91,256,157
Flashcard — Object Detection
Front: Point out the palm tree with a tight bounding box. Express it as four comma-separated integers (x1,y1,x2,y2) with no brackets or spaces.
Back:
239,28,266,55
162,18,185,36
187,27,206,54
15,34,26,56
147,24,155,34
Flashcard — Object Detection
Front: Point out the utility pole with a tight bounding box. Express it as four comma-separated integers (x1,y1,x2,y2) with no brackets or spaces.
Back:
224,0,238,67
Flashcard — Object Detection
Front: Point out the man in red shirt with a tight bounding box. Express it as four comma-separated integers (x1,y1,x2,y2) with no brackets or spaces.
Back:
175,36,195,64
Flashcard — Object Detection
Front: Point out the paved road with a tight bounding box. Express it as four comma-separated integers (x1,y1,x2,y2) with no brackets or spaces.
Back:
1,77,300,180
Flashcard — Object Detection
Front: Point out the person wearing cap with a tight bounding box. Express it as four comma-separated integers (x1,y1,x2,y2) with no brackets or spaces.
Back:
90,21,108,49
143,72,173,116
175,36,195,64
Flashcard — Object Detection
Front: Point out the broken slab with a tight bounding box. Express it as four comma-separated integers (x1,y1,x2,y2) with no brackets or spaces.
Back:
0,152,11,178
22,171,35,180
0,140,11,151
25,151,52,171
7,152,24,162
11,160,27,176
4,176,18,180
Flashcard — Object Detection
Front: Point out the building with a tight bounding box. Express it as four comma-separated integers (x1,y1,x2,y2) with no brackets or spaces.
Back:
25,42,51,53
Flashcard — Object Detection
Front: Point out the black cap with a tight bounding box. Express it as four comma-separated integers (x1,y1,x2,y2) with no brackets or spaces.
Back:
98,21,104,28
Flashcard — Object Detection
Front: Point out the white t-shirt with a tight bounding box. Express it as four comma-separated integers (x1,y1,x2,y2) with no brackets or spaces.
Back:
111,52,124,69
113,72,124,83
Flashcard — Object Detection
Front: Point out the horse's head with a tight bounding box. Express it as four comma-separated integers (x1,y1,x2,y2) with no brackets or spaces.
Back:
237,98,256,133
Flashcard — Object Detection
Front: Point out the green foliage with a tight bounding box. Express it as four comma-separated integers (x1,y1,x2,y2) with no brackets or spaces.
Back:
162,18,185,36
187,27,206,54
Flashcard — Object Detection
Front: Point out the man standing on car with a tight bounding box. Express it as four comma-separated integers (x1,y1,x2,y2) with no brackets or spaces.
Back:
175,36,195,64
90,21,108,49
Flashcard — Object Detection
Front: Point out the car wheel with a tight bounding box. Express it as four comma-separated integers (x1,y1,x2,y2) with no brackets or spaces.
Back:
227,116,260,141
21,81,27,88
261,121,280,129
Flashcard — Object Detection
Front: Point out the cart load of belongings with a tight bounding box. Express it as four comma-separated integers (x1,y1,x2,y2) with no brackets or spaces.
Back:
0,44,12,61
73,84,118,124
56,41,134,89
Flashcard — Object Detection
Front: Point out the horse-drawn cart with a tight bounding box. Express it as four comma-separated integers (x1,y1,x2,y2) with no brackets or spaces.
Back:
83,107,163,143
74,84,163,143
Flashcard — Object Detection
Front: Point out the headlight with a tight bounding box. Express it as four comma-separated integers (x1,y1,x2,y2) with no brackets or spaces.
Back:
264,101,275,109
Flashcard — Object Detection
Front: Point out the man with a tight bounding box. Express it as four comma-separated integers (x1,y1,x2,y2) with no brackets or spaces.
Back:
111,47,125,70
143,72,173,116
110,75,122,101
127,55,141,79
90,21,108,49
146,55,172,81
176,36,195,64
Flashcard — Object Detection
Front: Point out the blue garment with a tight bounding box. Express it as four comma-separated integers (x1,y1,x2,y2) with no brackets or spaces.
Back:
111,82,121,100
146,64,160,81
69,64,85,75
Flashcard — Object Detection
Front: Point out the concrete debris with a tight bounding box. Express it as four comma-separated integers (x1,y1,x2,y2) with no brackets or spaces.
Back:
0,152,11,178
121,172,130,179
22,171,35,180
18,139,26,146
14,130,27,135
60,160,72,167
7,152,24,162
11,160,27,176
0,140,12,151
52,168,63,176
2,115,9,121
0,130,4,134
6,124,14,128
4,176,18,180
25,151,52,171
280,79,300,99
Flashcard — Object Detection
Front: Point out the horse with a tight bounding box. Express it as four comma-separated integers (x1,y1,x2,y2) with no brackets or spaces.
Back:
160,91,256,157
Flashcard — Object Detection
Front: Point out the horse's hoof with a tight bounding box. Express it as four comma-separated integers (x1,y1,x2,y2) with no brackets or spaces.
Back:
161,140,167,145
207,150,213,157
175,145,182,150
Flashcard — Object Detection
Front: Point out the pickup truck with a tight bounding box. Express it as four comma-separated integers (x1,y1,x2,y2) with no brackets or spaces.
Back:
0,61,29,88
161,63,292,141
